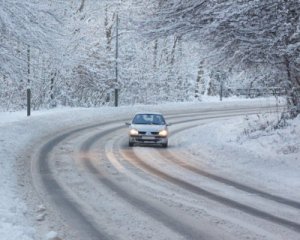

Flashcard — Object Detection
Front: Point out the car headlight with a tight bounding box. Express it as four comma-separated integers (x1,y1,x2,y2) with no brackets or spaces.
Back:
159,129,168,137
129,128,139,136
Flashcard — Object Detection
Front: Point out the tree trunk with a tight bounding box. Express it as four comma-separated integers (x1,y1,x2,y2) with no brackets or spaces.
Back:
284,55,300,117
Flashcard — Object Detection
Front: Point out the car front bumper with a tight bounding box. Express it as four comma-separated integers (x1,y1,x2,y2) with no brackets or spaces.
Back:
129,135,168,144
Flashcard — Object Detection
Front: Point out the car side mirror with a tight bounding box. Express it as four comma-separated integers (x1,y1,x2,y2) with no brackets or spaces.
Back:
125,122,131,126
167,123,172,126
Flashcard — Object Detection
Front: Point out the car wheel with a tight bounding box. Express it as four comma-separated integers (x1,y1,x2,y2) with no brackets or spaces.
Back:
162,143,168,148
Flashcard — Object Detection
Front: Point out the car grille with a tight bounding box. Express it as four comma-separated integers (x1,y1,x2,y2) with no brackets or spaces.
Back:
138,131,159,135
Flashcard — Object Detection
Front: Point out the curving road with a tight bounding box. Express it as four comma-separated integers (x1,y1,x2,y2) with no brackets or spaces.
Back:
29,105,300,240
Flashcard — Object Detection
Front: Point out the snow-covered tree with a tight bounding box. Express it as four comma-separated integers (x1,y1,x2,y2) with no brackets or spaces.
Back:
144,0,300,116
0,0,211,109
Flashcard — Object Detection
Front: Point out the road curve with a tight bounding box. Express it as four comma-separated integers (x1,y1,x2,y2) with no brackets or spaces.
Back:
30,105,300,240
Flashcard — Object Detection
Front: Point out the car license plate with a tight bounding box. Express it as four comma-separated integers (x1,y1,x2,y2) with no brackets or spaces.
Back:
142,136,155,140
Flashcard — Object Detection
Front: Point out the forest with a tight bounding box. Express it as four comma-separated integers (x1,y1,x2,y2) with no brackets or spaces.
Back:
0,0,299,116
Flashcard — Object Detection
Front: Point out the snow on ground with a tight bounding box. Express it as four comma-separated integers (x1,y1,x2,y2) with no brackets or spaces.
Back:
0,97,293,239
174,109,300,199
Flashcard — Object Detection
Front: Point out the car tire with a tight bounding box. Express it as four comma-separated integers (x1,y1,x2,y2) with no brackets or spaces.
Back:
162,143,168,148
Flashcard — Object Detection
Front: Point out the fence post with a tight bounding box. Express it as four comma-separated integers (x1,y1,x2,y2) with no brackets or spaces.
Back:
27,88,31,116
114,88,119,107
220,80,223,101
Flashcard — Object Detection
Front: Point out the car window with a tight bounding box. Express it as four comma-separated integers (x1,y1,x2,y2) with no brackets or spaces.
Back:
153,115,165,125
132,114,145,124
132,114,166,125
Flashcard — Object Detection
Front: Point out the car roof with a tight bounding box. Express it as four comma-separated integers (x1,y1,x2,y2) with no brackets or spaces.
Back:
134,112,163,116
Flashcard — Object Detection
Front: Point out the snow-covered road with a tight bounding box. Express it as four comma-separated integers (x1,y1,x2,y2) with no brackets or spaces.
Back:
1,98,299,240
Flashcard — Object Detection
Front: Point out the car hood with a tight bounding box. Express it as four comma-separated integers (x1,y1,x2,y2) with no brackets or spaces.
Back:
131,124,166,132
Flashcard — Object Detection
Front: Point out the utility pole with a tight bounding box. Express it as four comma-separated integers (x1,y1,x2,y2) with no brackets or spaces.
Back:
114,13,119,107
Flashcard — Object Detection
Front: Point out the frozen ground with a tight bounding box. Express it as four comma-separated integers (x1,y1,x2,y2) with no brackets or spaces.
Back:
173,110,300,200
0,97,297,240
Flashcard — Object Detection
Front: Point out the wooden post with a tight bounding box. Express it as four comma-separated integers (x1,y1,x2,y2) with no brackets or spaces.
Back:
27,45,31,116
27,88,31,116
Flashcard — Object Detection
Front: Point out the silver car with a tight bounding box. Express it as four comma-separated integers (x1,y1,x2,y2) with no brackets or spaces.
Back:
126,112,170,148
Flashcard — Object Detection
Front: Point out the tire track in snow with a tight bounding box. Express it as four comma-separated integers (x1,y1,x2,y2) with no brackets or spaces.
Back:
79,128,211,240
120,139,300,233
158,128,300,210
161,150,300,209
36,129,116,240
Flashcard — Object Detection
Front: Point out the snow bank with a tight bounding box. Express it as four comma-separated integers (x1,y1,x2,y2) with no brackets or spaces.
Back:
175,111,300,199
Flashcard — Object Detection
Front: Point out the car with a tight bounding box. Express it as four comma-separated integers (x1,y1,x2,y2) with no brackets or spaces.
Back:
126,112,170,148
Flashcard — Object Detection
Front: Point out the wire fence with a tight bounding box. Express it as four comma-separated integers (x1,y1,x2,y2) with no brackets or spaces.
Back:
220,87,300,116
226,88,287,98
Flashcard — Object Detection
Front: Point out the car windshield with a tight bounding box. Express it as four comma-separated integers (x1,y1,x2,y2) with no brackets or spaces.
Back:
132,114,166,125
